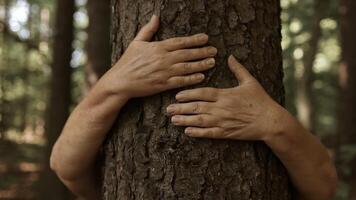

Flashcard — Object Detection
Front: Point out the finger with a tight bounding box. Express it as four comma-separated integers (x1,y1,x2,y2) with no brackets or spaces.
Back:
176,87,219,102
167,73,205,89
184,127,224,139
228,55,254,84
170,46,217,63
134,15,160,41
167,102,212,115
171,114,217,128
171,58,215,76
159,33,209,51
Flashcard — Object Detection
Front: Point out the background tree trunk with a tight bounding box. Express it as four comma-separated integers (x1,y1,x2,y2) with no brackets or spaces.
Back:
103,1,292,199
38,0,75,199
295,0,329,133
85,0,111,90
338,0,356,198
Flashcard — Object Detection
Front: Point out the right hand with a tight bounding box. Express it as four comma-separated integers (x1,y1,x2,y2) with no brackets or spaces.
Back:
102,15,217,99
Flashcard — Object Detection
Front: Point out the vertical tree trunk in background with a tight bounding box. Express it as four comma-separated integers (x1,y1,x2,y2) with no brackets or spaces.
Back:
339,0,356,198
0,0,10,139
85,0,111,90
103,1,292,199
39,0,75,199
295,0,329,133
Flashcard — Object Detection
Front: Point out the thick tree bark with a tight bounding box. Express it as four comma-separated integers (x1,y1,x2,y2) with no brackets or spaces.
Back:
338,0,356,198
85,0,111,89
38,0,75,199
103,1,292,199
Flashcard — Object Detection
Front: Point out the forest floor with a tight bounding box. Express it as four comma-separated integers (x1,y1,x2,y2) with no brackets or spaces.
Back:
0,138,44,199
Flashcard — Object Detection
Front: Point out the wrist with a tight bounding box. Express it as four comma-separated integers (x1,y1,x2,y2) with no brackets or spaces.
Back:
262,103,292,143
81,76,130,112
98,71,132,102
263,103,297,153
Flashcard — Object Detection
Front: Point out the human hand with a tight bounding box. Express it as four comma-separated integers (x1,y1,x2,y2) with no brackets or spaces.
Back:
167,55,284,141
102,15,217,99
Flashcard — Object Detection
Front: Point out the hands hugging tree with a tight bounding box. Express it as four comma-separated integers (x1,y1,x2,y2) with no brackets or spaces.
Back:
167,55,283,142
102,15,217,99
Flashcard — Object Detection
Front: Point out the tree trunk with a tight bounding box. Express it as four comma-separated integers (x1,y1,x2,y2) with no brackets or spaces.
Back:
338,0,356,198
38,0,75,199
103,1,292,199
295,0,329,133
85,0,111,90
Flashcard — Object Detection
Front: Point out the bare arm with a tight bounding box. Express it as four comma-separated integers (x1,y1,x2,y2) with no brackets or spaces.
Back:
50,15,218,199
168,55,338,200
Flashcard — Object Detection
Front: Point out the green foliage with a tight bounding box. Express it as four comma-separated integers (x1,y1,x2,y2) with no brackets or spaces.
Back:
0,0,353,198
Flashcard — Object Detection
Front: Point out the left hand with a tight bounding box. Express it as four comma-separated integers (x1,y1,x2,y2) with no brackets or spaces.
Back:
167,55,284,141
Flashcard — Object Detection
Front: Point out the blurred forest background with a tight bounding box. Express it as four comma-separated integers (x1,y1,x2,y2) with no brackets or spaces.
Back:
0,0,355,199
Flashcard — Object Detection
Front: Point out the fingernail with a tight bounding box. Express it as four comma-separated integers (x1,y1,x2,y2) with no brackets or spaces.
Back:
151,14,157,20
171,116,180,123
176,93,183,100
197,74,205,80
167,105,175,114
207,58,215,66
184,128,191,135
197,33,208,41
208,47,217,55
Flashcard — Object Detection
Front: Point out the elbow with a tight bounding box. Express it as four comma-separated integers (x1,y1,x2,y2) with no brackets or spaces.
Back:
50,145,60,174
323,165,338,200
299,162,338,200
314,163,338,200
50,145,75,182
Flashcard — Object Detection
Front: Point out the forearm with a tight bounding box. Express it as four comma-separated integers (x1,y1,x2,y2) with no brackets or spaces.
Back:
264,107,337,200
50,77,129,196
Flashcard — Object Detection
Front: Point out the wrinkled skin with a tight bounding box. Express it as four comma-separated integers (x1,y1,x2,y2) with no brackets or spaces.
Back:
103,16,217,99
168,56,280,142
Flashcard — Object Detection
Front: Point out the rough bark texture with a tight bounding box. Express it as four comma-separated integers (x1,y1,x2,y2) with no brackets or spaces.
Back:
103,1,292,199
85,0,111,89
339,0,356,198
38,0,75,199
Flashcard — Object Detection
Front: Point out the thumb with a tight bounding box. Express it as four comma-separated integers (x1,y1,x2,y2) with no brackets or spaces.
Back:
228,55,254,84
134,15,160,42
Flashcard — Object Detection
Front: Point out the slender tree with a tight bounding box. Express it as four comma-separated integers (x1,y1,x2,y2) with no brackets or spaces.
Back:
295,0,329,133
102,0,292,199
85,0,111,89
39,0,75,199
338,0,356,198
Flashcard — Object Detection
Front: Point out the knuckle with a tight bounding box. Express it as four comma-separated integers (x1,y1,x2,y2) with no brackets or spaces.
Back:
200,60,207,68
193,49,201,57
205,47,211,55
179,77,187,86
180,50,190,58
207,129,215,137
197,116,204,126
192,103,200,113
193,35,201,43
204,88,218,97
183,63,190,72
175,38,186,47
193,74,201,82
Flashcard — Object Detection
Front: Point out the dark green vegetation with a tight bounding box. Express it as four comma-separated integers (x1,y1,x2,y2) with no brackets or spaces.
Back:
0,0,355,199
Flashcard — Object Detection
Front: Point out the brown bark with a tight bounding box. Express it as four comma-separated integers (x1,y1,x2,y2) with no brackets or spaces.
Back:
103,1,292,199
38,0,75,199
338,0,356,198
85,0,111,89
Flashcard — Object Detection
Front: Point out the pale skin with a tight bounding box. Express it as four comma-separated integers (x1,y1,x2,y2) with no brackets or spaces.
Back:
50,16,338,200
